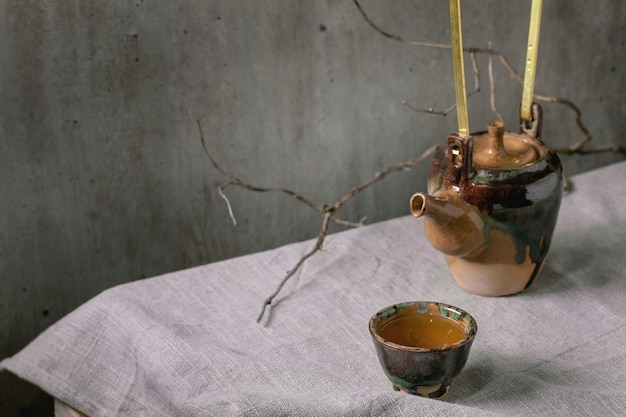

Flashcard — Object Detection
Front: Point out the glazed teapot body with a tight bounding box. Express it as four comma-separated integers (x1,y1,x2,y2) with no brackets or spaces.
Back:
411,105,563,296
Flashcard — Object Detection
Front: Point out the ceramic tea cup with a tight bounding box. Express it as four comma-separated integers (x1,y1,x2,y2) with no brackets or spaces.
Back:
369,301,477,399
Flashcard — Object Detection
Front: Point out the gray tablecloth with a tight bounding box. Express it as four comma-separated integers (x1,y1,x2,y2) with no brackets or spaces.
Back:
3,161,626,417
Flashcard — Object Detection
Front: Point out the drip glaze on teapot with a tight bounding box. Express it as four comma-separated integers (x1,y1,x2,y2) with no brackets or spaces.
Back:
410,104,563,296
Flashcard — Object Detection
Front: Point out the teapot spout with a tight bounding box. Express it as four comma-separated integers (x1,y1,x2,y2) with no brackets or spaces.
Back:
410,191,486,258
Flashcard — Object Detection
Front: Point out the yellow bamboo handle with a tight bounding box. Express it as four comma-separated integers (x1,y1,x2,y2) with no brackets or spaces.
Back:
521,0,543,122
449,0,469,137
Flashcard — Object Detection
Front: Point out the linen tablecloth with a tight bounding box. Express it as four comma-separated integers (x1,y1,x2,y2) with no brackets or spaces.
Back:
3,161,626,416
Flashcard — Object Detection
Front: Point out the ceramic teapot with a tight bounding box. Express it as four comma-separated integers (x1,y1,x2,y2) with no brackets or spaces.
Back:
410,103,563,296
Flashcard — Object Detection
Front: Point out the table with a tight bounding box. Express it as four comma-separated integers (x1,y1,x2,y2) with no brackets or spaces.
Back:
3,161,626,417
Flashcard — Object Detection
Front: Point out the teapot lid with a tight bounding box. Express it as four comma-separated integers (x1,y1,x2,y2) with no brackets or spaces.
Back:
472,120,541,169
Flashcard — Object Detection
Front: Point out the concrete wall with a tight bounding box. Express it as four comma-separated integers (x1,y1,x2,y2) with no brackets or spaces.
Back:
1,0,624,414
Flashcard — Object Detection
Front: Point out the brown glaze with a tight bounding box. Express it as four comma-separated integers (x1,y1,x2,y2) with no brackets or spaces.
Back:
410,103,563,296
411,190,484,258
369,301,477,398
472,120,538,168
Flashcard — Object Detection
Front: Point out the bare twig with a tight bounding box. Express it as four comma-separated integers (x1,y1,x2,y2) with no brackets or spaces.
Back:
402,52,480,116
532,93,592,151
488,41,504,121
352,0,451,50
197,121,354,226
217,183,237,225
197,120,438,323
402,100,456,117
552,143,626,155
256,144,439,323
334,145,439,209
469,51,480,95
256,212,333,323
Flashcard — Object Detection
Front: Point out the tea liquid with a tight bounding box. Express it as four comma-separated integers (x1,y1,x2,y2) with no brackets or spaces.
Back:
379,313,466,349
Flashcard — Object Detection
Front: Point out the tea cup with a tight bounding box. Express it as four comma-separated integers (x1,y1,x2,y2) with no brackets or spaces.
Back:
369,301,477,398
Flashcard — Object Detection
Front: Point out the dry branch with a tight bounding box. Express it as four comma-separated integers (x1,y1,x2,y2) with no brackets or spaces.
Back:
197,121,438,323
487,41,504,121
402,51,480,116
254,145,438,322
197,121,363,228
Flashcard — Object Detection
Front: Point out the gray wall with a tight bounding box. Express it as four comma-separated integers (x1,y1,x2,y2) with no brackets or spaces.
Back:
1,0,624,414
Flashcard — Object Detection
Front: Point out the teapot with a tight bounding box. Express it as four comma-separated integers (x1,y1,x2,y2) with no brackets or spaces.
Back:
410,103,563,296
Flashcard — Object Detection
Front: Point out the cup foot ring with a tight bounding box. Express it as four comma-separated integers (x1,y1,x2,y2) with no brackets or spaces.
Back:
392,383,449,399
